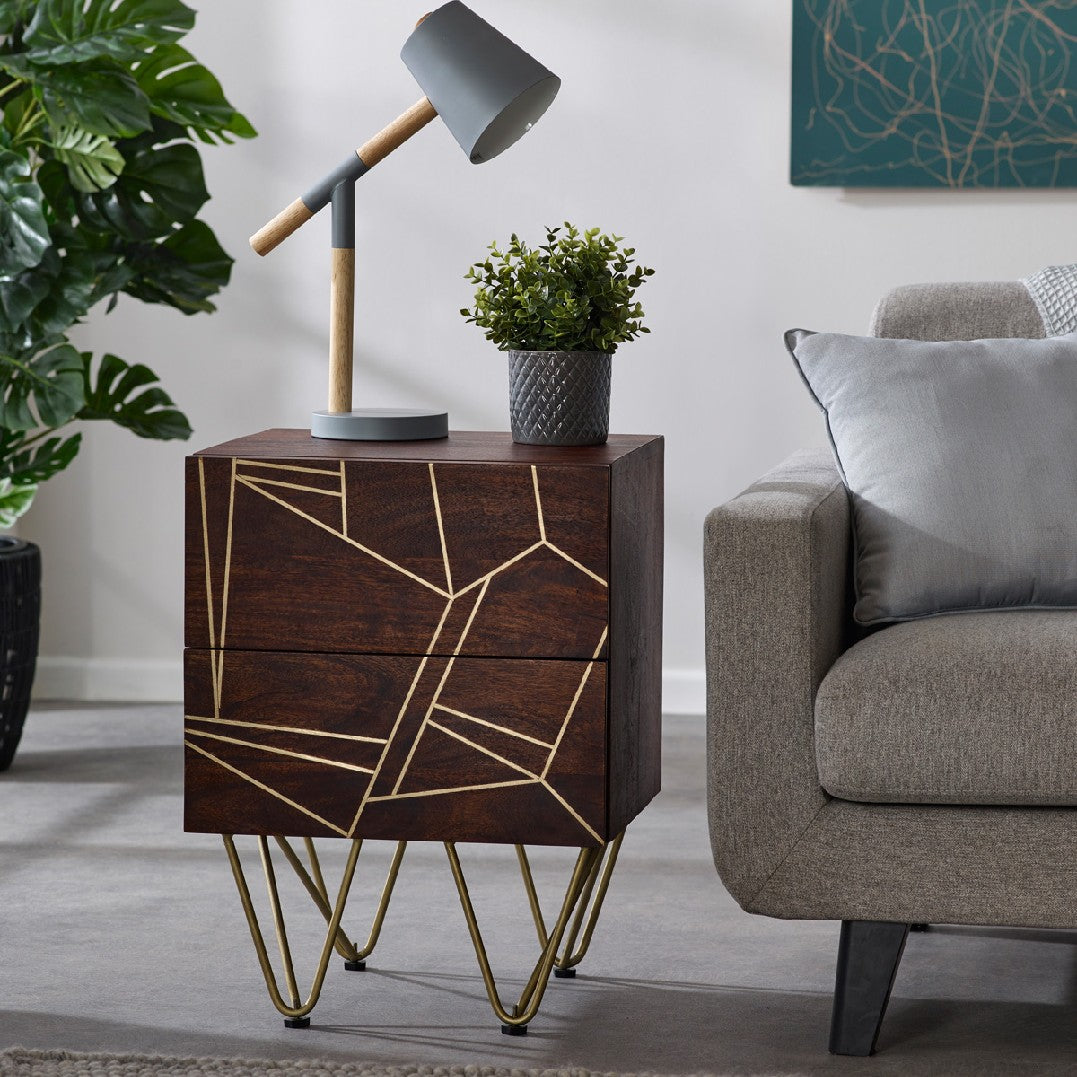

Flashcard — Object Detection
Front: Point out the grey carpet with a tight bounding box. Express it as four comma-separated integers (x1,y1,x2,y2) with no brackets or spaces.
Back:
0,1048,674,1077
1,706,1076,1076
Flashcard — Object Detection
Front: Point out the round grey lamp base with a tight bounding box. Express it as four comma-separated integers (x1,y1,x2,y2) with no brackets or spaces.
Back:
310,409,449,441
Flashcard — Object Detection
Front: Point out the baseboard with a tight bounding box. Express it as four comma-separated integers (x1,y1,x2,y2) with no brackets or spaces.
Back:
661,668,705,716
34,657,183,702
33,657,708,712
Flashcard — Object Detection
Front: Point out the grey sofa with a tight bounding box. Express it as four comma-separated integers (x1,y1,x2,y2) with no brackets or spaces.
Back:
703,280,1077,1056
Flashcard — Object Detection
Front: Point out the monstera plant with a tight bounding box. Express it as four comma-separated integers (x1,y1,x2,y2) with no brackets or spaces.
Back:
0,0,254,771
0,0,254,522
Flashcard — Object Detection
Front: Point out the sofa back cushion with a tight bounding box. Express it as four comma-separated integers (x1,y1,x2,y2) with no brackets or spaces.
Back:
787,327,1077,624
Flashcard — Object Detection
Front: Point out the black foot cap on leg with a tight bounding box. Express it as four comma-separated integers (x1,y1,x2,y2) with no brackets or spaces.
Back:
284,1016,311,1029
501,1022,528,1036
344,958,366,971
553,967,576,979
829,920,909,1056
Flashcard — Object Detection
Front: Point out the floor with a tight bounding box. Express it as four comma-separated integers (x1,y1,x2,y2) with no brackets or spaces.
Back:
2,705,1076,1075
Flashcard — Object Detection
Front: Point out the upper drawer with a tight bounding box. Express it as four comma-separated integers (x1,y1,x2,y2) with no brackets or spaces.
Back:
186,456,609,659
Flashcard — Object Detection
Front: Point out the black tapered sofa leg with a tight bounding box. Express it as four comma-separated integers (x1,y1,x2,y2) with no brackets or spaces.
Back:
829,920,910,1056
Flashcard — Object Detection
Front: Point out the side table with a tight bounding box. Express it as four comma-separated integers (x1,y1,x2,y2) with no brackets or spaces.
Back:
184,429,663,1031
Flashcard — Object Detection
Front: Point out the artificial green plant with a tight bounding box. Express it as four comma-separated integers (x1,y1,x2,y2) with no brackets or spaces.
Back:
461,223,654,353
0,0,255,526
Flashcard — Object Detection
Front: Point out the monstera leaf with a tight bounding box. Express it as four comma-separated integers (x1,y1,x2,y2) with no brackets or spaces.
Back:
0,428,81,485
122,220,231,314
77,138,206,238
23,0,194,64
50,124,124,192
0,476,36,528
133,44,256,143
0,1,34,34
0,341,85,431
0,0,253,510
79,351,191,439
0,149,50,276
22,58,153,138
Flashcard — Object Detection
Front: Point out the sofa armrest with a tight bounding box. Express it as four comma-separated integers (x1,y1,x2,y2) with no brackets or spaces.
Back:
704,448,851,911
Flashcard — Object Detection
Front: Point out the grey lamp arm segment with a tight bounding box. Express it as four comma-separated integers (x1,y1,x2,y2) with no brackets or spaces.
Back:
249,96,438,256
703,448,852,909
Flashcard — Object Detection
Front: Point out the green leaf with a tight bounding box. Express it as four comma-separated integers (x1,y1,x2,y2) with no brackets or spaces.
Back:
133,44,256,142
0,430,81,485
79,351,191,439
34,60,152,138
23,0,195,64
78,139,206,238
0,264,52,328
0,0,34,36
51,123,124,192
0,341,84,430
0,476,37,527
122,219,231,314
0,148,50,275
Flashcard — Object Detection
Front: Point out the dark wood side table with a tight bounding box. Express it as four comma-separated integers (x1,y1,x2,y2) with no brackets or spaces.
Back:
184,429,663,1031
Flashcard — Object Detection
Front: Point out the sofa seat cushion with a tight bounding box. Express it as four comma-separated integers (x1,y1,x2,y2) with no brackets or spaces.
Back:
815,610,1077,806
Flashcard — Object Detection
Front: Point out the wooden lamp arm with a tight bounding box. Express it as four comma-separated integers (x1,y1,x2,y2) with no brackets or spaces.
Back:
249,97,438,256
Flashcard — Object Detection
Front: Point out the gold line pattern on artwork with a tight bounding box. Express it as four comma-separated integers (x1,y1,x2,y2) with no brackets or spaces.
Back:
198,459,219,717
432,704,555,749
241,477,344,497
426,719,541,781
366,778,534,802
236,459,339,476
540,779,602,842
531,465,547,543
542,625,609,780
429,463,453,594
236,475,450,598
339,461,348,538
186,739,348,836
216,457,237,716
186,713,388,745
186,728,376,773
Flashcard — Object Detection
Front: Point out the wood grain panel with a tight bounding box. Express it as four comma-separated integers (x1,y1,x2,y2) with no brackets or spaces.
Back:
184,430,663,848
184,649,607,845
607,437,664,834
198,429,653,466
186,455,610,659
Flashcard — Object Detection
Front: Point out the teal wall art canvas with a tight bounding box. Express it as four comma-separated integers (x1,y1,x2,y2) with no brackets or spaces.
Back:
791,1,1077,187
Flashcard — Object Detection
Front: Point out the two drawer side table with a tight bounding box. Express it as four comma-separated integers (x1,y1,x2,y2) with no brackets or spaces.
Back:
184,429,663,1032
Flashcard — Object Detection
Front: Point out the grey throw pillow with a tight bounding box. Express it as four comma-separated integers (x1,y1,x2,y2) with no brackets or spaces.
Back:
786,328,1077,625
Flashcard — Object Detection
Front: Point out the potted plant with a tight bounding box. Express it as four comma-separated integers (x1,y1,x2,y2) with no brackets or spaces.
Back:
0,0,255,770
461,223,654,446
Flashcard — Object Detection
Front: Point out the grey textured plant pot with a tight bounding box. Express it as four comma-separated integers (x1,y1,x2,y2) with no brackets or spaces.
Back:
507,350,612,446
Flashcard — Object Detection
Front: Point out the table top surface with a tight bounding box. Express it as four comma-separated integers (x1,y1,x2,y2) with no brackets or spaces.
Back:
195,429,662,466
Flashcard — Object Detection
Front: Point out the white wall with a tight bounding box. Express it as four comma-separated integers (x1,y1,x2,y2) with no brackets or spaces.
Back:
23,1,1077,709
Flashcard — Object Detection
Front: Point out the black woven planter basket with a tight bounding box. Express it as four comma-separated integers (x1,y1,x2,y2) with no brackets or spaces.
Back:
0,537,40,772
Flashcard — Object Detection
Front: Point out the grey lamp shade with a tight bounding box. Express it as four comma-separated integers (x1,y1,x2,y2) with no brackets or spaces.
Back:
401,1,560,164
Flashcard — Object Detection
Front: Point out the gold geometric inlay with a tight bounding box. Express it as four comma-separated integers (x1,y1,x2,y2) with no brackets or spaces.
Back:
191,457,608,843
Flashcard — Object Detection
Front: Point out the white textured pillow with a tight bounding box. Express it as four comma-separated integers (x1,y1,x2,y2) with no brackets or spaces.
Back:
787,328,1077,625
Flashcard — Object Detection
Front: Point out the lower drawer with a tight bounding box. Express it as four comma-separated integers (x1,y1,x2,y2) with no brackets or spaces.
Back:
183,648,607,845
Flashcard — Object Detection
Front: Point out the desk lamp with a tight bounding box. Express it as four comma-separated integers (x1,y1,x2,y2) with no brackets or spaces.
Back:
249,1,560,441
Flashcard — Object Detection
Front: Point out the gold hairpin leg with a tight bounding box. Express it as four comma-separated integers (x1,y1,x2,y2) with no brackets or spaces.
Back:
223,834,361,1027
516,829,625,978
272,836,407,969
445,841,603,1034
